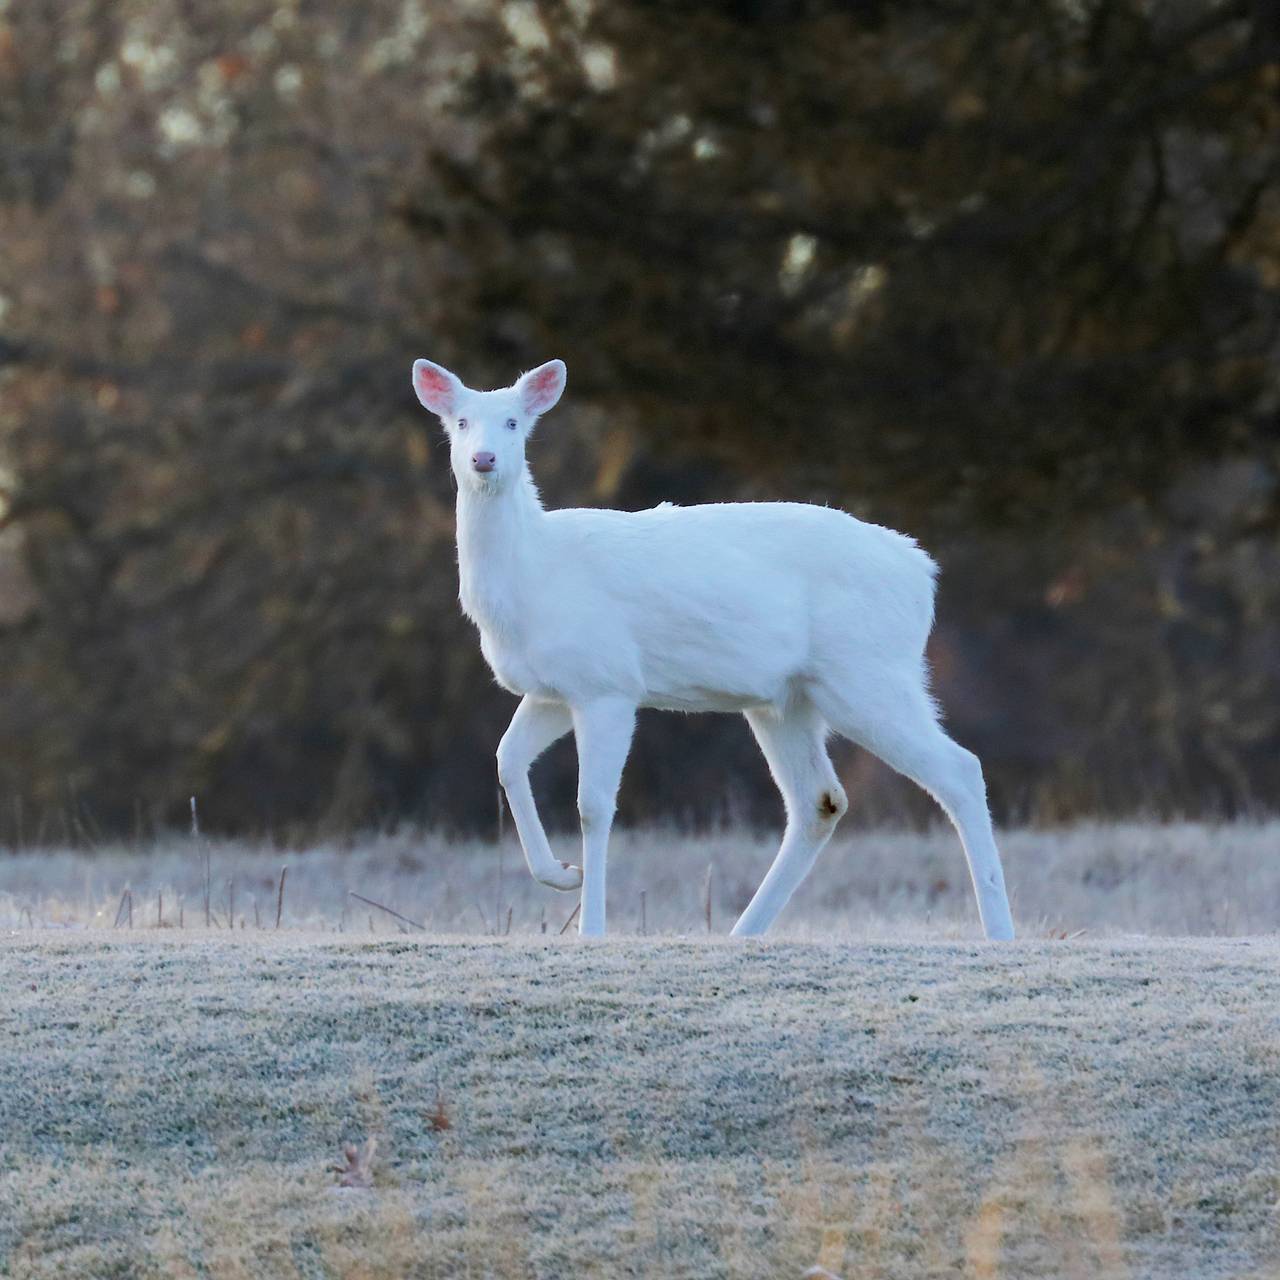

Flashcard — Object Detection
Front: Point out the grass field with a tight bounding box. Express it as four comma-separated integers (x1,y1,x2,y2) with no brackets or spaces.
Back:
3,819,1279,937
2,823,1278,1278
2,934,1278,1279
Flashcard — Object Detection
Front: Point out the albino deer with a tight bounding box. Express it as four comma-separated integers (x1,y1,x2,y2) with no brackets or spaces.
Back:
412,357,1015,941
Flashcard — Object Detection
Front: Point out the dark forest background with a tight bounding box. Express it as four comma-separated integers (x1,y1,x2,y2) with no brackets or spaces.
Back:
1,0,1278,843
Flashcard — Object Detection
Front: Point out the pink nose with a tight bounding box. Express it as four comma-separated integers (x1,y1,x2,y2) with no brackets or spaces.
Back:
471,452,496,473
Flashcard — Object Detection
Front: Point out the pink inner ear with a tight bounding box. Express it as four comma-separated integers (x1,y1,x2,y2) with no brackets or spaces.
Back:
415,365,455,412
523,366,561,411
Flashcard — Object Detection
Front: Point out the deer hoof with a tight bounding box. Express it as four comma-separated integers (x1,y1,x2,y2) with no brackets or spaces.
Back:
542,862,583,891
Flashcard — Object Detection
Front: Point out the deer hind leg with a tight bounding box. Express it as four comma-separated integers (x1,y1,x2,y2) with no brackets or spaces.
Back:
571,697,637,938
813,677,1015,941
731,696,847,937
496,696,581,891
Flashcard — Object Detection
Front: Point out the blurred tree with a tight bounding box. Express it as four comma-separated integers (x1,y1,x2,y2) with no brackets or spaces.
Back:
414,0,1280,527
0,0,1276,841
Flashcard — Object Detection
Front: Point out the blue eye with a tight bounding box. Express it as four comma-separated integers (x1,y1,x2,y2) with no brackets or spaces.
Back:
457,418,468,430
506,418,518,430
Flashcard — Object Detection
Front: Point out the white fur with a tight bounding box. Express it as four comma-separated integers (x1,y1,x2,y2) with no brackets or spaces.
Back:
412,358,1015,940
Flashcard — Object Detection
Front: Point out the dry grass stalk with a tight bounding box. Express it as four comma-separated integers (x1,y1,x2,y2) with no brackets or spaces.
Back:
156,890,162,928
191,796,211,929
640,889,647,935
559,901,581,935
428,1092,451,1132
331,1136,377,1189
349,890,426,932
275,864,287,929
496,815,505,933
703,863,713,933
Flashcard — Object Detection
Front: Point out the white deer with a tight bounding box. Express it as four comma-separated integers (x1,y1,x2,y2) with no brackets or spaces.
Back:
413,357,1015,941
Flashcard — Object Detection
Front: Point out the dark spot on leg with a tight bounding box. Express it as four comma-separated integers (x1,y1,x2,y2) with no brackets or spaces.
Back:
819,792,839,818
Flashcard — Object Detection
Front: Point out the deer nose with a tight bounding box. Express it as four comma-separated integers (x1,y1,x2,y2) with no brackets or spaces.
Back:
471,452,496,473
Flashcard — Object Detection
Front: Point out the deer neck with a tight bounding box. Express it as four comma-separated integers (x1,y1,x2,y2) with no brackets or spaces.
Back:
455,465,545,634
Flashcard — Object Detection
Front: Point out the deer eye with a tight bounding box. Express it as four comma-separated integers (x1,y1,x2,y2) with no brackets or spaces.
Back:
457,418,468,430
506,418,518,430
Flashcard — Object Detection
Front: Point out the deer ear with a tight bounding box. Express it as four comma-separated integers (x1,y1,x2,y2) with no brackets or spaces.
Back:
516,360,566,416
412,359,464,417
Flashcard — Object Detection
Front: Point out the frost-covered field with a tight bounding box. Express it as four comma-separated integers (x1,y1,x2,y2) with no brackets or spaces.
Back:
2,933,1278,1278
2,820,1279,937
2,823,1278,1278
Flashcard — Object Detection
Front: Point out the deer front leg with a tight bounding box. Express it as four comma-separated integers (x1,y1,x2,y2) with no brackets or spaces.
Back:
496,696,581,891
570,698,636,937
